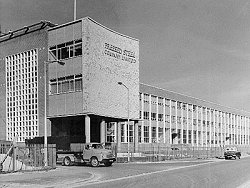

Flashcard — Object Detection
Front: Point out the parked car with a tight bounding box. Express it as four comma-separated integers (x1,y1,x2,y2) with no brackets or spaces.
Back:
224,147,241,160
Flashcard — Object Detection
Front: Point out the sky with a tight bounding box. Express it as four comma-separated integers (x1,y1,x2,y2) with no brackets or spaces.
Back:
1,0,250,111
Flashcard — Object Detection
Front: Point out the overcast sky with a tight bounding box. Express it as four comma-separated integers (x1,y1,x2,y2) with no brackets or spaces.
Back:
1,0,250,111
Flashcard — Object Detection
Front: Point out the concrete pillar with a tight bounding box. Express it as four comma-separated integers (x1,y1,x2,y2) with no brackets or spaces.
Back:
170,100,172,144
117,122,121,152
134,122,139,152
163,98,166,143
187,104,189,145
149,94,152,143
100,119,106,143
85,115,90,143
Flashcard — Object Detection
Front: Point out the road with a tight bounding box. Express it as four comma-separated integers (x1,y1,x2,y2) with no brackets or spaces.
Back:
77,157,250,188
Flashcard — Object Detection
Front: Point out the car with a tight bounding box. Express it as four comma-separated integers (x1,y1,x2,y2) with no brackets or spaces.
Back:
224,147,241,160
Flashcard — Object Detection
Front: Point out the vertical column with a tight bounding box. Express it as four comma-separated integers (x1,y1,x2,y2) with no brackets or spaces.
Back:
149,94,152,143
205,108,207,147
175,101,178,132
213,110,216,147
236,115,238,145
100,119,106,143
170,100,172,144
248,118,249,145
244,117,246,145
134,122,138,152
231,115,233,144
201,107,203,147
220,112,223,146
141,93,144,143
163,98,166,143
181,102,184,144
85,115,91,143
191,104,194,147
239,115,241,145
186,104,189,145
196,106,199,147
209,109,212,147
117,122,121,152
233,114,237,144
156,97,159,143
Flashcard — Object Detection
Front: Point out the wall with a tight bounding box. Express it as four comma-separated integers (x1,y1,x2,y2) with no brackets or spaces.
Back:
82,18,140,120
0,29,48,140
48,21,84,117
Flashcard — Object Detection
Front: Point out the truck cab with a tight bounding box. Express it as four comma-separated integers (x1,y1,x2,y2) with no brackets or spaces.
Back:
82,143,116,167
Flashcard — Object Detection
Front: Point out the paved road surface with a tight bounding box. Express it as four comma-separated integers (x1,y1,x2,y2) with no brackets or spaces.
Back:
79,157,250,188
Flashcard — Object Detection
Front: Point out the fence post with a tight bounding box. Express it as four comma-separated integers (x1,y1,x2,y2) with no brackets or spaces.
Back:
12,146,16,172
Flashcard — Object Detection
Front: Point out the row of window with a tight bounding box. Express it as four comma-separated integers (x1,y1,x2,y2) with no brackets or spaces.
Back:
105,123,249,145
141,93,248,119
141,111,249,127
49,39,82,60
50,74,83,94
6,49,39,142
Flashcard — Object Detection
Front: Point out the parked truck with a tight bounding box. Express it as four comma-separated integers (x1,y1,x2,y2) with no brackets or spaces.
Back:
25,136,116,167
57,143,116,167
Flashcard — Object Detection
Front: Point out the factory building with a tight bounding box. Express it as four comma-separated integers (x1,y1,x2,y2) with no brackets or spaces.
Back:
0,17,249,150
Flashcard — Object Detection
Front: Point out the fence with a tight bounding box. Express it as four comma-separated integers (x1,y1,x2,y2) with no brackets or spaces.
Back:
114,144,250,163
0,144,56,173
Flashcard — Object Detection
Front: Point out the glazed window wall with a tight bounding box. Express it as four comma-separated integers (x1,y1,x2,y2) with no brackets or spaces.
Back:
49,74,82,95
137,92,250,146
49,39,82,60
5,49,38,142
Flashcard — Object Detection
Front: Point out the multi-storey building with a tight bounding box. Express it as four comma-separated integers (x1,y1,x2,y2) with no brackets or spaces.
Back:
0,17,249,151
138,83,250,148
0,21,56,142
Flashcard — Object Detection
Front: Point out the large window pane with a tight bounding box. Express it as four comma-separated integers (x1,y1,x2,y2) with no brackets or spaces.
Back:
50,82,57,94
75,78,82,91
62,80,69,93
61,47,69,59
75,43,82,56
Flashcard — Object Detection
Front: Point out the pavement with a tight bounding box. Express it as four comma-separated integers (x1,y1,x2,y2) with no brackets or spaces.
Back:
0,167,94,188
0,154,249,188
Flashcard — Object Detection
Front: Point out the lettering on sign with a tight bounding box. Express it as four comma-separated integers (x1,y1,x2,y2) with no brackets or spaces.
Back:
104,43,136,63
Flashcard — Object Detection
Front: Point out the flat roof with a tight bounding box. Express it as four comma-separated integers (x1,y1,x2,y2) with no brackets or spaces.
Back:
48,17,139,41
140,82,250,117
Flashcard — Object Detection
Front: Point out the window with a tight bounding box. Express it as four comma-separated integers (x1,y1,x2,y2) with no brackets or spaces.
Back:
144,111,149,120
158,127,163,142
144,125,149,143
75,74,82,91
128,124,134,142
49,74,82,94
158,114,163,121
49,39,82,60
106,122,116,143
151,113,156,121
152,127,156,143
138,125,142,143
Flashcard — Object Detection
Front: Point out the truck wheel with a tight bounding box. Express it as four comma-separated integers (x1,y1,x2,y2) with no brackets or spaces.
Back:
90,157,99,167
105,162,112,167
63,157,72,166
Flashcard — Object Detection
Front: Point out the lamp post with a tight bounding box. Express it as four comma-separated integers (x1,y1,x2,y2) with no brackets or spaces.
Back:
118,82,130,162
44,60,65,167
